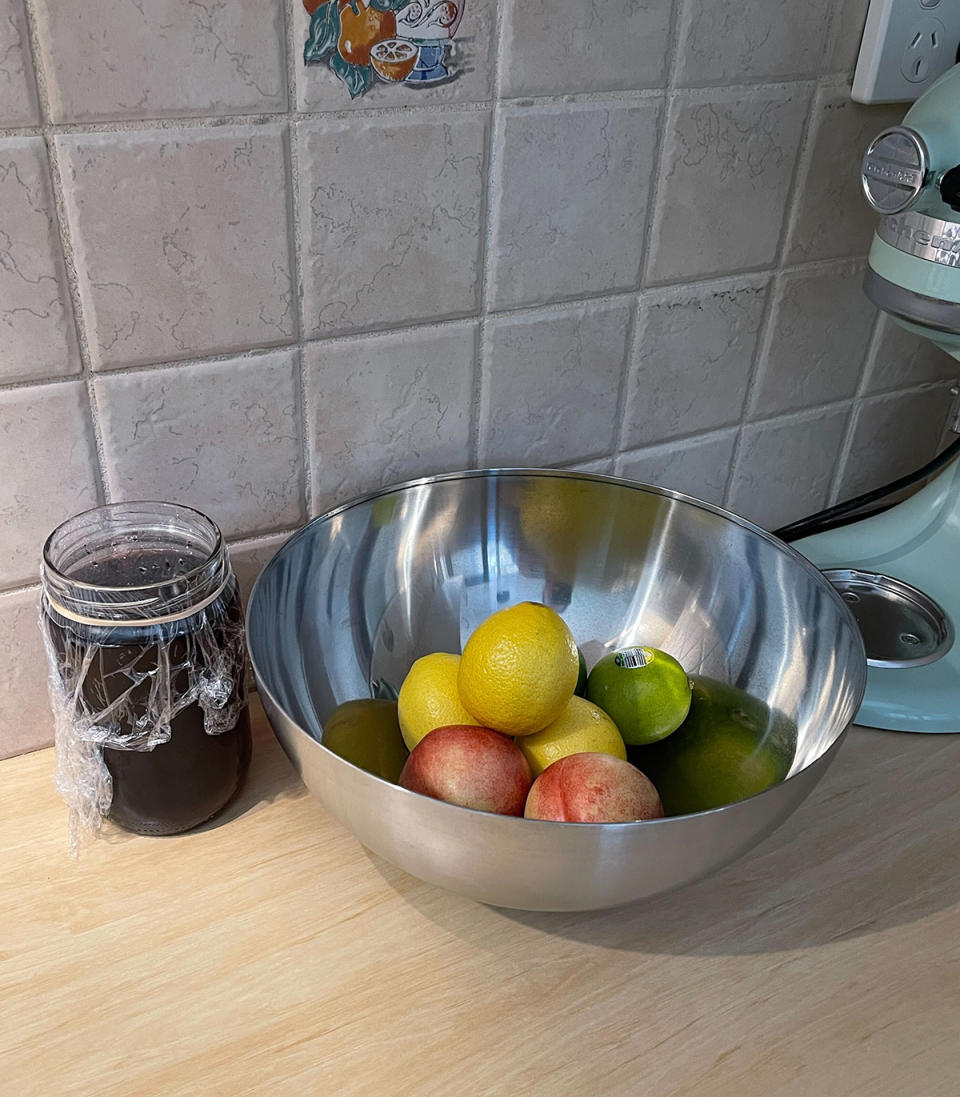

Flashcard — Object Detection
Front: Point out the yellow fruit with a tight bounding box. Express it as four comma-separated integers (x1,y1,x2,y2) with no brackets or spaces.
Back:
397,652,479,751
518,695,627,777
322,699,408,783
458,601,579,737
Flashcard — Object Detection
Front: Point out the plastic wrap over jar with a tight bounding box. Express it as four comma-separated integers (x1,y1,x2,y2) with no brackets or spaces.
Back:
41,502,252,847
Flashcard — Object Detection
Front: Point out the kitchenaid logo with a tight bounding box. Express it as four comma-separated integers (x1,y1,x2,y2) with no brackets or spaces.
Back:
863,161,922,187
882,215,960,267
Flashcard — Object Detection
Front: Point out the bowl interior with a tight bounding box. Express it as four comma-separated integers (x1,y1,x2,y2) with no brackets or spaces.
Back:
249,470,866,780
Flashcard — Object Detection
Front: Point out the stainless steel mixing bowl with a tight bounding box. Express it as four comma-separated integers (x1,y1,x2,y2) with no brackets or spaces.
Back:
248,469,867,911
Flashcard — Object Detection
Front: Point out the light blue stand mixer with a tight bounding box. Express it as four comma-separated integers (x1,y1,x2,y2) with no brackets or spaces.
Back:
793,63,960,733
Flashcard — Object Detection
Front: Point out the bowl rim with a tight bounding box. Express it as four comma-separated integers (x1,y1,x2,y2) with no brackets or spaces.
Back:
247,467,868,828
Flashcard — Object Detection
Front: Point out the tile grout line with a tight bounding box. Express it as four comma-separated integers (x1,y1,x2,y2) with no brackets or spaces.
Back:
19,0,111,506
721,74,823,508
470,0,507,468
282,0,312,523
610,295,644,473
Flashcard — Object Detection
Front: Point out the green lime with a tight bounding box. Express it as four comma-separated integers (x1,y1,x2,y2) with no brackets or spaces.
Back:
574,647,588,697
322,698,409,783
586,646,692,746
628,676,798,815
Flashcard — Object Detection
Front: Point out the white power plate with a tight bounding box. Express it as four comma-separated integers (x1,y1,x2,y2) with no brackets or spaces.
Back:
852,0,960,103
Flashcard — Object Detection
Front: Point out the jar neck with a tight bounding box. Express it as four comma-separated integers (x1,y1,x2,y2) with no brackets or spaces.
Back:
42,502,229,625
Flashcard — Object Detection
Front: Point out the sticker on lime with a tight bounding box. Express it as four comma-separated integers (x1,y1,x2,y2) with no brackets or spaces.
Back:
586,646,692,746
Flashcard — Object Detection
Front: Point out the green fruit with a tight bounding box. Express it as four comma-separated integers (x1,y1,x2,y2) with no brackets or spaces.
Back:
322,698,409,783
586,646,692,746
629,676,797,815
574,647,588,697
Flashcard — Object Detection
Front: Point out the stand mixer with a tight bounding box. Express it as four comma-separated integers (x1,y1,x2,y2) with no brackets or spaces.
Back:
794,63,960,733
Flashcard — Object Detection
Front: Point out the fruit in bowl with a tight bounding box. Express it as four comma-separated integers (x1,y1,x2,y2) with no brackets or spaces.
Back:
524,753,663,823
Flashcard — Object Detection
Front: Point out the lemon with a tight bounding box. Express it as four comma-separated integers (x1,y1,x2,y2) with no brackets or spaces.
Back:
586,646,692,746
518,695,627,777
397,652,479,751
322,699,408,783
458,602,579,737
629,677,798,815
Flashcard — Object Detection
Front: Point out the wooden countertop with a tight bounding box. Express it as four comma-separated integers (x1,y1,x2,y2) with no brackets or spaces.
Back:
2,700,959,1097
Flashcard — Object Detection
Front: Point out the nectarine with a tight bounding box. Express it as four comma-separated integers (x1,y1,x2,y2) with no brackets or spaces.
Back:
524,752,663,823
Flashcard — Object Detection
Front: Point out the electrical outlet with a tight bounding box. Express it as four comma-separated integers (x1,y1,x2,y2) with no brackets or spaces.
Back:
852,0,960,103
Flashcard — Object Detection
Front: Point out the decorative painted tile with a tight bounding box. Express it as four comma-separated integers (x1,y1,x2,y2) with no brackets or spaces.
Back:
95,350,304,540
750,261,876,418
787,88,903,264
623,275,769,449
646,86,810,285
0,381,100,589
32,0,286,121
58,127,294,370
489,100,661,310
836,384,954,499
675,0,833,86
0,139,81,383
615,429,738,506
864,315,960,396
499,0,671,97
299,113,486,338
0,0,39,125
306,322,475,513
297,0,495,110
729,406,848,529
480,301,632,467
0,587,54,760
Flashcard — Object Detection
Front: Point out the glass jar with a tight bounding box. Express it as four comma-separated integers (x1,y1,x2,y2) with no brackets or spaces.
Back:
41,502,252,837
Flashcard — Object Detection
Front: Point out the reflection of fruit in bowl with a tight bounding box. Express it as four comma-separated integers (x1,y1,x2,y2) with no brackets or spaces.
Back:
338,0,396,66
370,38,420,82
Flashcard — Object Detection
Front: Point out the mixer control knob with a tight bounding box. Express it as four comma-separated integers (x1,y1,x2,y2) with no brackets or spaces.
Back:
861,126,929,214
940,164,960,213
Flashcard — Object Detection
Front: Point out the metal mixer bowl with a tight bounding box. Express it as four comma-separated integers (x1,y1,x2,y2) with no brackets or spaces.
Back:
247,469,867,911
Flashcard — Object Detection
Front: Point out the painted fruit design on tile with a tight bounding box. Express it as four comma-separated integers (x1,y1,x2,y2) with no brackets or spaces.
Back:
303,0,465,98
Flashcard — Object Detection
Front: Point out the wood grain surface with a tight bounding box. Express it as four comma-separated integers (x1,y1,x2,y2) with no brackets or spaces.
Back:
2,700,959,1097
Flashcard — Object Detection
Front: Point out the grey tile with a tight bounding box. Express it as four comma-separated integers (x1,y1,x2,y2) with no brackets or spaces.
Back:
0,0,39,125
306,322,475,513
787,88,903,263
229,532,290,607
0,587,54,760
299,112,486,338
623,275,769,448
296,0,495,111
33,0,286,121
58,127,294,370
0,139,81,382
0,381,100,588
837,384,954,499
615,428,738,505
729,407,848,529
750,261,876,418
96,350,304,540
564,457,615,475
830,0,870,74
676,0,833,85
864,315,959,396
499,0,671,97
480,300,631,467
489,100,660,310
646,86,810,284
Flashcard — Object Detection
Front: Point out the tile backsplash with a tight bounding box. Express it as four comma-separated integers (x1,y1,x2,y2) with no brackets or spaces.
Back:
1,0,956,757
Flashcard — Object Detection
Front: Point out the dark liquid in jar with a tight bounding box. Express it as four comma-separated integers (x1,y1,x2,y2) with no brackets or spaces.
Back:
48,548,251,836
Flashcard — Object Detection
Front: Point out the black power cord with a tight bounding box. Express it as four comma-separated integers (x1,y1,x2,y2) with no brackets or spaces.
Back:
773,434,960,543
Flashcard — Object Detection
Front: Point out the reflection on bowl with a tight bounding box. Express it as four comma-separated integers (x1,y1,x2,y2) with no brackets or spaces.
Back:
248,469,866,911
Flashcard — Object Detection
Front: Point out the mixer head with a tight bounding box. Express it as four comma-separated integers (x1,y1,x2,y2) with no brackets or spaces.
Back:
861,63,960,362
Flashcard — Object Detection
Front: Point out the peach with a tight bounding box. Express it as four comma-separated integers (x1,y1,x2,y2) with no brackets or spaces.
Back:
398,724,532,816
524,752,664,823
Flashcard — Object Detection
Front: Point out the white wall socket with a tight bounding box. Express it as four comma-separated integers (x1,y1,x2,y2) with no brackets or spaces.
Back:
852,0,960,103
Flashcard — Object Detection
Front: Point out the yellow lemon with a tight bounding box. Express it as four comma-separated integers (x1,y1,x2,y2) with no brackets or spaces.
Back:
397,652,479,751
458,601,579,737
322,699,409,783
518,695,627,777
